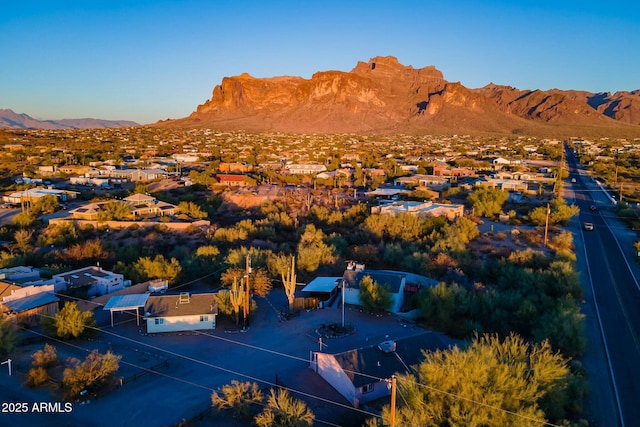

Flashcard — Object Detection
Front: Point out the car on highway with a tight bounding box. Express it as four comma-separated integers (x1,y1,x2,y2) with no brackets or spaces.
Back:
584,222,594,231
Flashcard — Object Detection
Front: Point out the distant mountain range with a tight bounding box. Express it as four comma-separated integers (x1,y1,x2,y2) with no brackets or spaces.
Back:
0,109,139,130
163,56,640,137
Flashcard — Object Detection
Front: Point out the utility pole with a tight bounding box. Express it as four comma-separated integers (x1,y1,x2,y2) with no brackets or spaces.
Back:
544,203,551,247
341,279,346,328
243,255,251,329
389,375,397,427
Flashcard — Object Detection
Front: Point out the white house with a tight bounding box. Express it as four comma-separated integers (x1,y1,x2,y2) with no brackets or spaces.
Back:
340,265,437,313
144,292,218,334
372,200,465,220
53,266,125,297
311,332,452,407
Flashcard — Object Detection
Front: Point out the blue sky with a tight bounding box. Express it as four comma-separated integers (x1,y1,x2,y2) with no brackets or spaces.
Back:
1,0,638,124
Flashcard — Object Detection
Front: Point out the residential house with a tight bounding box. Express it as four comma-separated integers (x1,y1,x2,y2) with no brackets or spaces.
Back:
286,164,327,175
393,174,450,188
432,166,475,177
215,174,250,187
0,266,65,292
340,265,437,313
144,292,218,333
372,200,464,220
311,332,452,407
123,194,177,218
476,177,528,192
53,266,125,297
1,283,59,326
3,187,79,205
69,194,177,220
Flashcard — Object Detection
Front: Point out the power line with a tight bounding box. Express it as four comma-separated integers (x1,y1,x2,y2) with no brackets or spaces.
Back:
19,326,348,427
36,272,567,426
23,310,384,423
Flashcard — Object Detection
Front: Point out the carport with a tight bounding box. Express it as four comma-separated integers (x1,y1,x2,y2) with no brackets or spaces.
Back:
103,294,150,327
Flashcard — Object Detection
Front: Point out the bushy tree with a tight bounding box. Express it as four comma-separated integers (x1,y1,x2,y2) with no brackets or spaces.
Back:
62,349,121,399
133,254,182,284
12,211,37,228
296,224,337,273
96,201,131,221
468,187,509,217
254,388,314,427
221,266,272,298
529,198,579,226
31,195,59,214
26,344,59,387
177,201,208,219
359,275,392,313
211,380,263,420
43,302,96,340
13,229,33,254
380,333,572,427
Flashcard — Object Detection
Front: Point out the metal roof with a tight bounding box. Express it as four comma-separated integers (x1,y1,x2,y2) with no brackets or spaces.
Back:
3,292,59,313
301,277,341,293
103,293,150,311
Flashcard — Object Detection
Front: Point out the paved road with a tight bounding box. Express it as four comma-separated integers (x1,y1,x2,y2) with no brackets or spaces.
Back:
567,148,640,427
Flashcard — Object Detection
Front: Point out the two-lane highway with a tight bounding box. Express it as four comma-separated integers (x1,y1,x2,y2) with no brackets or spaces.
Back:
568,147,640,427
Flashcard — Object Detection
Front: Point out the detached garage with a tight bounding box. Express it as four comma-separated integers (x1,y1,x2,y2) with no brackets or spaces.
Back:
144,292,218,334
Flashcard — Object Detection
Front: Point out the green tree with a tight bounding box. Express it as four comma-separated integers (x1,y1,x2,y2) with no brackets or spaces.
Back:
133,255,182,284
31,195,59,214
26,344,60,387
254,388,314,427
97,201,131,221
529,198,580,226
358,275,393,313
211,380,263,420
296,224,337,273
221,266,272,298
468,187,509,217
14,229,33,254
12,211,37,228
62,349,121,399
43,302,96,340
177,201,208,219
0,313,17,356
380,333,572,427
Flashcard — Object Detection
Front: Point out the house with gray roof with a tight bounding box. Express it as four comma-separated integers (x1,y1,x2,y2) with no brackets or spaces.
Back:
52,266,124,297
144,292,218,333
311,332,453,407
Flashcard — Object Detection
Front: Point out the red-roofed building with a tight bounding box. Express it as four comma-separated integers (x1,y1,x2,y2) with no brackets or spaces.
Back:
215,174,250,187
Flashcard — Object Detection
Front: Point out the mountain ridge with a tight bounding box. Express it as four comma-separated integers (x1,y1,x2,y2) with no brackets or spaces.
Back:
164,56,640,137
0,109,139,130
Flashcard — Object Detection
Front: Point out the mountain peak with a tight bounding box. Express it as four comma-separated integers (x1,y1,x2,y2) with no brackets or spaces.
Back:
165,57,640,137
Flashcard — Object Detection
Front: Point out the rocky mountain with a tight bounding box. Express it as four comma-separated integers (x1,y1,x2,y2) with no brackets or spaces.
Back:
0,109,139,130
166,56,640,137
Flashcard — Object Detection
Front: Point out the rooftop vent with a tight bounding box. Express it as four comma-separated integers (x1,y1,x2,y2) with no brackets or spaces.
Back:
179,292,190,304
